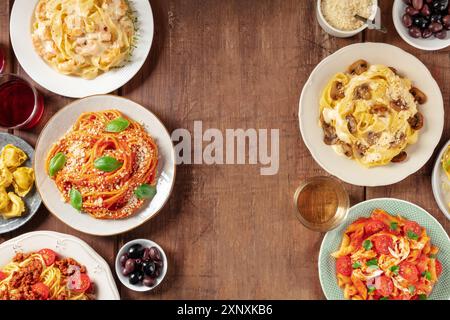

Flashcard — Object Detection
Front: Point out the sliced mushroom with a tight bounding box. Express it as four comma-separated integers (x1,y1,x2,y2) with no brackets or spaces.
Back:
408,112,424,130
367,131,381,145
330,81,345,100
355,143,368,158
322,122,338,145
390,99,408,112
340,142,353,158
388,67,403,77
369,104,389,115
346,115,357,134
353,84,372,100
409,87,427,104
348,59,369,75
390,132,406,148
391,151,407,163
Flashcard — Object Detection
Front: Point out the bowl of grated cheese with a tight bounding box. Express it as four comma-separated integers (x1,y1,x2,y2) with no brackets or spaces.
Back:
317,0,378,38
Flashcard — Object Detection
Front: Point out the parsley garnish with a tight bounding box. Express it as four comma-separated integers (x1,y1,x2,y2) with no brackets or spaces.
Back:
422,271,432,281
363,239,373,251
390,222,398,231
408,285,416,294
390,265,399,275
352,262,361,269
407,230,419,240
366,259,378,267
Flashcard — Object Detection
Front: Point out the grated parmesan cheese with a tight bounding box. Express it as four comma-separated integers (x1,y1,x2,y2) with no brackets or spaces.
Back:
320,0,374,31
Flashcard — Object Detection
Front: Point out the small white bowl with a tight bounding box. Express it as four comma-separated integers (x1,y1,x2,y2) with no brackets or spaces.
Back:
392,0,450,51
115,239,168,292
432,140,450,221
316,0,378,38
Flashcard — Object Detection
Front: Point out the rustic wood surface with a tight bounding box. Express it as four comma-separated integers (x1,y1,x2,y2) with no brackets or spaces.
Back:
0,0,448,299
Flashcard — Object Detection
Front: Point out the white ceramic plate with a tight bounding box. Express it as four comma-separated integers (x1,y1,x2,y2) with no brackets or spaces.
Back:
392,0,450,51
34,95,176,236
10,0,154,98
299,42,444,187
432,140,450,221
0,231,120,300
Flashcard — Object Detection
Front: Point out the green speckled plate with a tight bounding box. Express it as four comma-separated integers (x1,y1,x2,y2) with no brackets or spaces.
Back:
319,198,450,300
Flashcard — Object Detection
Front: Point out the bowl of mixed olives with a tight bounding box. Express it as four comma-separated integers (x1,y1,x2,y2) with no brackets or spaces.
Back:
115,239,167,292
393,0,450,50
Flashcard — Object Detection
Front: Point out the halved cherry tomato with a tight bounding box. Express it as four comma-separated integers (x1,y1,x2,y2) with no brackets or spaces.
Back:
403,221,422,237
376,275,394,297
435,259,442,277
336,255,352,276
71,274,91,293
399,261,419,283
38,249,57,266
0,271,7,281
364,219,386,236
373,235,393,255
417,255,428,274
32,282,50,300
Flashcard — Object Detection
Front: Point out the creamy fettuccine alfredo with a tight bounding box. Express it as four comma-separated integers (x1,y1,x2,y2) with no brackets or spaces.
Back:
32,0,136,79
319,60,427,167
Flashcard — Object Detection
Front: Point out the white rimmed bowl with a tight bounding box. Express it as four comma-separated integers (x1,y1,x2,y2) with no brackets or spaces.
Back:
392,0,450,51
115,239,168,292
316,0,378,38
0,231,120,300
33,95,176,236
432,140,450,221
10,0,154,98
299,42,444,187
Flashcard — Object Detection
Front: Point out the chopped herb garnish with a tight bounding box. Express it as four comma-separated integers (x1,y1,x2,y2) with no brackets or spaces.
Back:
407,230,419,240
390,222,398,231
390,265,399,275
429,254,437,259
367,286,376,294
363,239,373,251
352,262,361,269
408,285,415,294
380,297,389,300
422,271,432,281
418,294,427,300
366,259,378,267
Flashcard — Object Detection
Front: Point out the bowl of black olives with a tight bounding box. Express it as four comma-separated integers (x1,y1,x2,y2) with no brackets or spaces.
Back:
393,0,450,50
115,239,167,292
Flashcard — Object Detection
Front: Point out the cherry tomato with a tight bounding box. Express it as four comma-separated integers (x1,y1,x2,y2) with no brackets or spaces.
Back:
376,275,394,297
0,271,7,281
364,219,386,236
71,274,91,293
336,255,352,276
435,259,442,277
350,232,363,249
373,235,394,255
417,255,428,274
399,261,419,283
32,282,50,300
403,221,422,237
38,249,57,266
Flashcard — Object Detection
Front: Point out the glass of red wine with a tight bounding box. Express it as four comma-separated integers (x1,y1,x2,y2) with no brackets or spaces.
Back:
0,74,44,130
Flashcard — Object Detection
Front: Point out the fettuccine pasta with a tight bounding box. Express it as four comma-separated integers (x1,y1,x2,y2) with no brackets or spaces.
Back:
319,60,426,167
32,0,136,79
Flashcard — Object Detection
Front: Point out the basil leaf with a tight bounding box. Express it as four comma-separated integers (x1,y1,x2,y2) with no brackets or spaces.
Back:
105,117,130,133
390,265,399,275
390,222,398,231
69,188,82,211
422,271,432,281
367,286,376,294
380,297,389,300
94,156,123,172
418,294,427,300
352,262,361,269
408,285,415,294
49,152,66,177
134,184,157,200
363,239,373,251
366,259,378,267
407,230,419,240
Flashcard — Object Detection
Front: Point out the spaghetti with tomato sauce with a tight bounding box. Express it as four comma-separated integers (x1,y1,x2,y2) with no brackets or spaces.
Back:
46,110,158,219
332,209,442,300
0,249,94,300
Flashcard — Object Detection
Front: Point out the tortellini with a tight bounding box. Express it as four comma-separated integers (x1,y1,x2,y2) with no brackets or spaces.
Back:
1,145,28,169
0,192,25,219
0,188,9,211
0,144,34,219
12,167,35,197
0,163,13,189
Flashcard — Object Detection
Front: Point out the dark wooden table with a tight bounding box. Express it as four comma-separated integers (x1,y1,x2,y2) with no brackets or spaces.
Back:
0,0,449,299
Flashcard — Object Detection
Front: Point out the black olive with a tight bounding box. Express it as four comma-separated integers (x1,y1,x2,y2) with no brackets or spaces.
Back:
432,0,448,12
143,261,156,277
127,244,144,259
413,15,430,28
129,271,142,285
430,13,443,21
